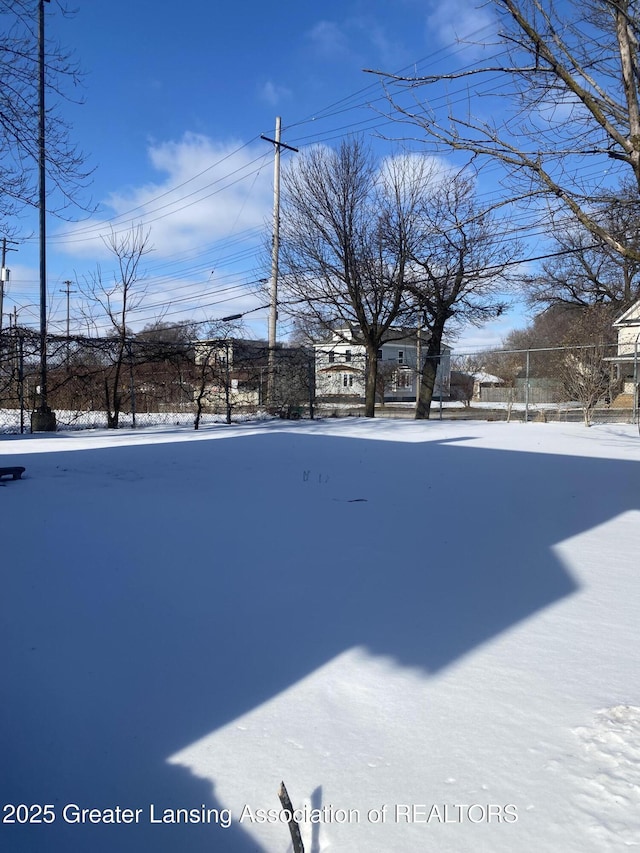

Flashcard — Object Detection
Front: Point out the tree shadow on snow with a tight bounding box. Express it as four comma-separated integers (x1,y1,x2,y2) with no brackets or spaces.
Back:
3,429,638,851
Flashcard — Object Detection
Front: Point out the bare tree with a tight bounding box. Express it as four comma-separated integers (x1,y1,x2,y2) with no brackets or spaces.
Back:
132,321,196,413
0,0,90,232
278,139,427,418
372,0,640,264
82,226,152,428
525,182,640,309
193,320,244,429
555,304,618,423
449,356,482,407
561,345,615,426
375,359,399,405
494,303,618,420
406,174,517,418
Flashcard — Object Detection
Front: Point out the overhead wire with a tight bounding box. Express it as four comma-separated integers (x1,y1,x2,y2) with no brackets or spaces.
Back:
8,15,630,336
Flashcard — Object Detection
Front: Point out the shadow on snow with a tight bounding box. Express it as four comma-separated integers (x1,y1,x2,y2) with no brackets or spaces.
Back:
3,428,637,851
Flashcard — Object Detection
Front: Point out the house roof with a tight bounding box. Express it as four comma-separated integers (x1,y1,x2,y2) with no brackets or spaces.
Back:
613,299,640,327
319,365,361,374
473,371,504,385
315,326,452,352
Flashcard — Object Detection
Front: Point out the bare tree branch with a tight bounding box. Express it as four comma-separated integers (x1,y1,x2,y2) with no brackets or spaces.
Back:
0,0,92,234
81,226,152,428
370,0,640,262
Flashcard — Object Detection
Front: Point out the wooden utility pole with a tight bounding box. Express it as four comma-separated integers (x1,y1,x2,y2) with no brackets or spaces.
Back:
261,118,297,407
0,237,18,338
60,280,75,367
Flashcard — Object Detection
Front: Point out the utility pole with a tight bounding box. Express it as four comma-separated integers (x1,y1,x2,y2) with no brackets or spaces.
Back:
32,0,56,432
1,237,18,338
261,117,297,408
60,279,75,367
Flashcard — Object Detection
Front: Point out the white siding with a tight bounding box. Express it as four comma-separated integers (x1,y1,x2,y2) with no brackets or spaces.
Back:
314,331,451,401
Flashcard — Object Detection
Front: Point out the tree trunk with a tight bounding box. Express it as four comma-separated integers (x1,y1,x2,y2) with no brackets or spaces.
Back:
105,340,126,429
104,377,120,429
364,344,378,417
194,372,207,430
415,334,442,420
415,361,436,419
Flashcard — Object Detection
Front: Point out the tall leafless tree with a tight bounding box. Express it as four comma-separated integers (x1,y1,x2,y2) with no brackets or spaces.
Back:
82,226,151,428
0,0,90,233
406,174,517,418
193,320,244,429
525,181,640,309
278,139,436,418
371,0,640,264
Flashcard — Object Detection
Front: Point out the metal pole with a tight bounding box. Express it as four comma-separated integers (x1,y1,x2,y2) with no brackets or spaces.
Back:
128,343,136,429
0,238,5,334
308,353,314,419
415,320,421,407
18,333,24,434
634,340,638,425
32,0,55,432
524,349,530,423
225,339,231,424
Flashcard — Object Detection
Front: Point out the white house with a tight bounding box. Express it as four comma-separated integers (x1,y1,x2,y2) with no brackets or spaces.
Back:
314,327,452,403
610,299,640,404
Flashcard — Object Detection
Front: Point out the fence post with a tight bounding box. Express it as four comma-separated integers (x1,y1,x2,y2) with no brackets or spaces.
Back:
634,341,638,425
308,355,315,419
128,343,136,429
524,349,530,423
18,332,24,434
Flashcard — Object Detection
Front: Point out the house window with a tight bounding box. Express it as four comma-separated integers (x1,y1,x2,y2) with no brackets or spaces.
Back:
345,349,352,362
398,350,404,364
343,374,348,387
396,369,412,389
377,349,383,360
328,351,335,363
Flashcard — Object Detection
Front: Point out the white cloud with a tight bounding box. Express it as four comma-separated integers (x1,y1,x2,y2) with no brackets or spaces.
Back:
260,80,292,106
45,134,276,331
427,0,496,50
54,133,274,262
307,16,406,67
307,20,351,57
378,150,454,188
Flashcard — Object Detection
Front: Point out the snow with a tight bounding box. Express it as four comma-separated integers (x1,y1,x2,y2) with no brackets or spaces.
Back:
2,418,640,852
472,371,504,384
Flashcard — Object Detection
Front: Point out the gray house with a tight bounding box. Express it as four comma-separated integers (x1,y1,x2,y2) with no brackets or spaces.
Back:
314,327,451,403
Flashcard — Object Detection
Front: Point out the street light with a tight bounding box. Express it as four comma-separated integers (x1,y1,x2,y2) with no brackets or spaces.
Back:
31,0,56,432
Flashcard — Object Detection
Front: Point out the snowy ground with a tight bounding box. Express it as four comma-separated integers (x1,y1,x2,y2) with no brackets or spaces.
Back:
2,418,640,852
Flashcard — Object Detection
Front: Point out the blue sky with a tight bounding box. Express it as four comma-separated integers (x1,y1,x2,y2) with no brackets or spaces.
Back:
5,0,526,349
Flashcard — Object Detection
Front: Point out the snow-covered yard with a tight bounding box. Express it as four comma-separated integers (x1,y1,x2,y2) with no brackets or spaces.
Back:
2,418,640,852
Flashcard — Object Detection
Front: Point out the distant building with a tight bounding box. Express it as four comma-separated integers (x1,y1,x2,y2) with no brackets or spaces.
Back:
195,338,312,413
609,300,640,408
195,338,270,408
472,371,504,401
314,327,451,403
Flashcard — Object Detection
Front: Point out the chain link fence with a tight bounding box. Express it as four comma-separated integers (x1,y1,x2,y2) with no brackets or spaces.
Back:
1,332,637,433
0,330,315,434
448,341,638,426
